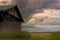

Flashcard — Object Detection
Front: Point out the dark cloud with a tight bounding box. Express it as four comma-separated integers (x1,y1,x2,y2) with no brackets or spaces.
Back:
42,0,60,9
14,0,48,21
14,0,60,32
14,0,28,9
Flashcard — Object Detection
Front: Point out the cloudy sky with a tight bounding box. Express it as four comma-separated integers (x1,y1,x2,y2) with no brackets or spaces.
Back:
20,0,60,32
15,0,60,32
0,0,60,32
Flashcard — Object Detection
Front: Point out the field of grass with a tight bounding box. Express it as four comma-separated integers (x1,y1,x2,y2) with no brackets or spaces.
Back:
0,30,31,40
30,32,52,40
0,30,60,40
30,32,60,40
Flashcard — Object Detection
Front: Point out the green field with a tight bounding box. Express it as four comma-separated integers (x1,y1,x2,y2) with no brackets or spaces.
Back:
0,30,60,40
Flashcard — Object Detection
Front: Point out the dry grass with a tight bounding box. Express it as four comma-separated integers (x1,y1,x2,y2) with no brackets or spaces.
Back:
0,30,60,40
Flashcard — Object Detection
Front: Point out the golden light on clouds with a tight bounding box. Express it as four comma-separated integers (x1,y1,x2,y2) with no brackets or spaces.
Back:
22,9,60,32
0,0,15,6
27,9,60,24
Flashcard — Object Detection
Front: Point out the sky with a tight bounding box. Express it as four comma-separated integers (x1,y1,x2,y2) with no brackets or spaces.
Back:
22,9,60,32
0,0,60,32
0,0,15,5
42,0,60,9
20,0,60,32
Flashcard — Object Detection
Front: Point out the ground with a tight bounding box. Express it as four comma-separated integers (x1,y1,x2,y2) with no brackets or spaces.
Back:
0,31,60,40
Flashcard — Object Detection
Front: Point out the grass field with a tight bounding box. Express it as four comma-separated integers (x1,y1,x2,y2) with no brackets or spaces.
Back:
0,30,60,40
30,32,60,40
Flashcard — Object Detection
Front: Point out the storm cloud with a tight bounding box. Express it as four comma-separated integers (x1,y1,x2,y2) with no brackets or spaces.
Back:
42,0,60,9
14,0,48,21
14,0,60,32
14,0,60,21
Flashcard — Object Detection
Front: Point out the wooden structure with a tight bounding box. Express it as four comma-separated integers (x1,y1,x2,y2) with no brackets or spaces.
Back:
0,5,24,31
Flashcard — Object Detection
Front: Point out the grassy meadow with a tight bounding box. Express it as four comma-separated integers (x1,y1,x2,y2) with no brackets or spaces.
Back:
0,30,60,40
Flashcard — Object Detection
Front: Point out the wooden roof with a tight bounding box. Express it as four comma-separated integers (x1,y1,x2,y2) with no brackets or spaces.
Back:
0,5,24,22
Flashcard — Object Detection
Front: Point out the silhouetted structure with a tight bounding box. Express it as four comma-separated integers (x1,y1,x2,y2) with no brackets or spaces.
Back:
0,5,24,31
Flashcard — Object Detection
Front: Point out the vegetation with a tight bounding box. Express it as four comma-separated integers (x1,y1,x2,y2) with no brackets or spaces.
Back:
0,30,31,40
51,32,60,40
0,30,60,40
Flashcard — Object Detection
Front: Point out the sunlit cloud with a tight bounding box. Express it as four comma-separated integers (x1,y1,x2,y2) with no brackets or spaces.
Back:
22,9,60,32
27,9,60,23
0,0,15,6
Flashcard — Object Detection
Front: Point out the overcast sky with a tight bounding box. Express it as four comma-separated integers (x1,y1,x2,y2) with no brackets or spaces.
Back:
14,0,60,32
0,0,60,32
15,0,60,21
14,0,48,21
